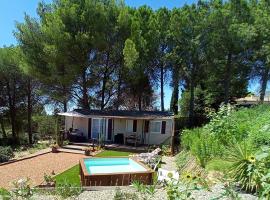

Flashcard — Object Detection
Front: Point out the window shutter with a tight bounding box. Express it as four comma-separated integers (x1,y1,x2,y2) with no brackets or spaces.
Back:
88,118,92,139
161,121,166,134
133,120,137,132
144,120,149,132
107,119,112,140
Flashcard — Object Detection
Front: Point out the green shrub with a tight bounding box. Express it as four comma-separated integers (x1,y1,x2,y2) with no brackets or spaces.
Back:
181,104,270,169
0,188,11,200
12,178,33,199
227,143,270,194
114,188,138,200
0,146,14,163
132,180,157,199
32,115,57,139
248,124,270,148
182,128,222,167
56,180,82,198
205,159,232,173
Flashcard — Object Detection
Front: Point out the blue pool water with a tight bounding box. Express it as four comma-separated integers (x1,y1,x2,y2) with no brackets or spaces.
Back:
84,158,147,174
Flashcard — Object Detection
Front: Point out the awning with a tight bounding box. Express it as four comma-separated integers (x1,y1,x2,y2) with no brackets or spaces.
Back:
57,111,89,118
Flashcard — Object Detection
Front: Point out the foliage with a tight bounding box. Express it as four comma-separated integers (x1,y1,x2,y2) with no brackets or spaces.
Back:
205,159,232,174
56,180,82,199
0,188,11,200
132,180,157,200
12,178,33,199
182,128,222,168
0,146,14,163
182,104,270,168
43,173,55,186
32,115,57,139
227,144,270,195
164,171,208,200
161,145,171,156
113,188,138,200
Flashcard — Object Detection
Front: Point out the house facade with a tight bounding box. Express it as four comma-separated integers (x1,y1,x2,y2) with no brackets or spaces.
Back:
58,109,174,145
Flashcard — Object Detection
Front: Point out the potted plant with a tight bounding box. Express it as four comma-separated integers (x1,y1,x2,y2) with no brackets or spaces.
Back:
84,147,91,156
40,173,55,188
51,144,59,153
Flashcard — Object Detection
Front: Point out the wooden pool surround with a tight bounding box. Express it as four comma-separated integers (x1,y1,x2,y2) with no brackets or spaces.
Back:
79,157,154,186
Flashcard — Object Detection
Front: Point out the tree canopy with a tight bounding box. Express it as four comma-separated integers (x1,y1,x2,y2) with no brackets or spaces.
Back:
1,0,270,142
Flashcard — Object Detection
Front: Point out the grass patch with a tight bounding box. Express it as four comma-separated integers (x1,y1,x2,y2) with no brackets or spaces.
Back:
54,150,134,186
0,188,10,199
55,165,81,186
206,158,233,173
96,150,132,157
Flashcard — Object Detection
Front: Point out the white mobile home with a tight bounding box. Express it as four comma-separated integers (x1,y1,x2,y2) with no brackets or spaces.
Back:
58,109,174,145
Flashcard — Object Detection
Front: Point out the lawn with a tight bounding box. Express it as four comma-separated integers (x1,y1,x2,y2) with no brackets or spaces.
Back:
54,150,133,186
95,150,132,157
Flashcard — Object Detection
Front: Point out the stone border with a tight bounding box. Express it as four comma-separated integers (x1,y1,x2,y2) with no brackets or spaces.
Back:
0,148,52,166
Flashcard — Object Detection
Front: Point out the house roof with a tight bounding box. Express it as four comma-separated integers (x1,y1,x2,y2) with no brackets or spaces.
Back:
235,95,270,105
58,109,174,119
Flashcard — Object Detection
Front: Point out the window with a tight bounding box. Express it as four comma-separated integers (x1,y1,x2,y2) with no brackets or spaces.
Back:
150,121,161,133
126,120,137,132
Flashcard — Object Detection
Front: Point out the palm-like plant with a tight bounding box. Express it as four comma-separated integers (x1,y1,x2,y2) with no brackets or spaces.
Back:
227,142,264,193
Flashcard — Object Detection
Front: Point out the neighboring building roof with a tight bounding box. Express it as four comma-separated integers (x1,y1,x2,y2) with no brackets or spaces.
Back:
58,109,174,119
235,95,270,105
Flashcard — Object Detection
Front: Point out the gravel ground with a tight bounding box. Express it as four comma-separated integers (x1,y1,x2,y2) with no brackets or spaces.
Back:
31,184,258,200
0,152,85,189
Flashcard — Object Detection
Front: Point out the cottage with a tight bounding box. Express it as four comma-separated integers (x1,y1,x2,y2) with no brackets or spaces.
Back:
58,109,174,145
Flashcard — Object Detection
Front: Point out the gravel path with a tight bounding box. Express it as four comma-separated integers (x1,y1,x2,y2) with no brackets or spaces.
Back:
31,185,257,200
0,152,85,189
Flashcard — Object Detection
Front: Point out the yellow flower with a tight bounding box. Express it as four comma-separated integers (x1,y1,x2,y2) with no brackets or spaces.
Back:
185,173,192,181
167,172,173,179
248,155,256,163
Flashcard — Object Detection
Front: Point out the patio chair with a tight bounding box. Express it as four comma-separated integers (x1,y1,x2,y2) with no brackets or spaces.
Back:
157,168,179,184
132,147,161,164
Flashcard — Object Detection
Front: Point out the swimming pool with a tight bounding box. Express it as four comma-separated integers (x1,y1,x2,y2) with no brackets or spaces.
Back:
79,157,153,186
84,158,147,174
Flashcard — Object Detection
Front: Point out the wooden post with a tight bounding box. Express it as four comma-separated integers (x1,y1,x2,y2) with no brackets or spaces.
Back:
170,117,175,155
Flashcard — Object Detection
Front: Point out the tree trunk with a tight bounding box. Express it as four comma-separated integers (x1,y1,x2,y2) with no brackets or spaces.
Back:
0,116,6,138
101,75,107,110
116,71,122,110
170,66,179,115
138,95,142,111
82,69,89,109
6,81,16,141
224,53,232,104
259,65,270,103
27,79,33,144
188,68,195,127
160,64,164,111
101,53,110,110
62,85,68,112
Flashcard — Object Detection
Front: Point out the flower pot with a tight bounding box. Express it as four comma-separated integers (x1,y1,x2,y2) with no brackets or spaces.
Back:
51,147,59,153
